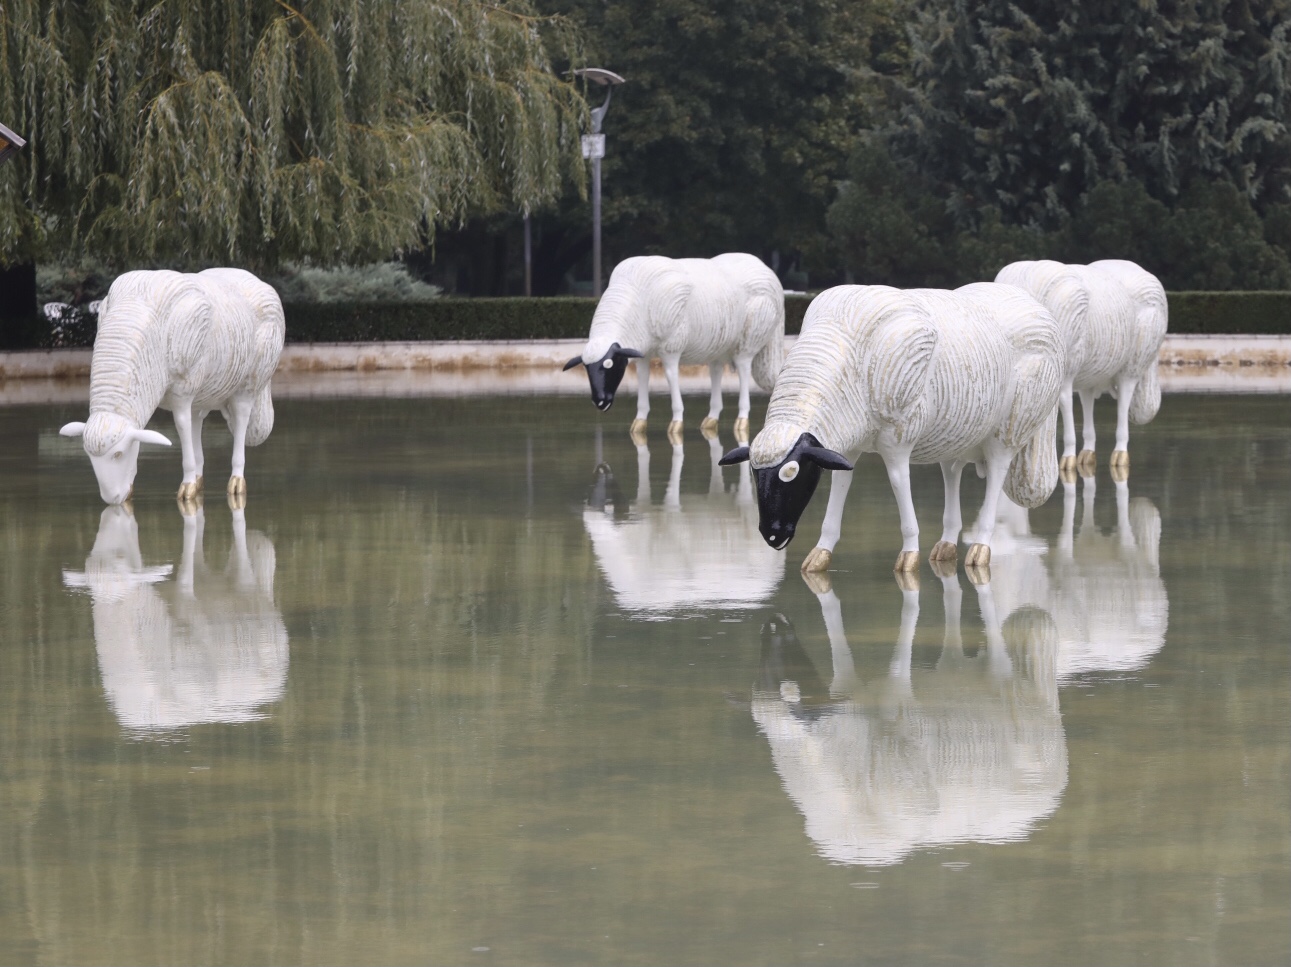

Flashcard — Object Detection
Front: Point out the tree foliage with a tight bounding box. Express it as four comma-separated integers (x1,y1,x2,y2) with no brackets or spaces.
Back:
0,0,588,268
527,0,902,285
890,0,1291,228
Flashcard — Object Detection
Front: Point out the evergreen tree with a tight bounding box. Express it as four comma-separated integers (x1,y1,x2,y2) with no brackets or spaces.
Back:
0,0,587,271
892,0,1291,228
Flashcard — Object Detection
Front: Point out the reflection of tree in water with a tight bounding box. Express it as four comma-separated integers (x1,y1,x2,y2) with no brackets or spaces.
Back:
63,504,287,734
583,435,784,617
753,575,1067,866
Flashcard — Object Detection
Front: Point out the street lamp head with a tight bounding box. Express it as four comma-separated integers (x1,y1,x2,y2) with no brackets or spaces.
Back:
0,122,27,166
573,68,625,87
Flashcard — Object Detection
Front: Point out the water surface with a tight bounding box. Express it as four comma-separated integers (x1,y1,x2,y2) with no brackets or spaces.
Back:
0,394,1287,966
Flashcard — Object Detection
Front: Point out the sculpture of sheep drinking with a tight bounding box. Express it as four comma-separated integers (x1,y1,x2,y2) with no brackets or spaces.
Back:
563,253,784,442
720,283,1065,573
59,268,285,504
994,259,1167,472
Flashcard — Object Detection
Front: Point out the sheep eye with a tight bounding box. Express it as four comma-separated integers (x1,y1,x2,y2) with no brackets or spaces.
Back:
602,358,614,369
778,460,800,482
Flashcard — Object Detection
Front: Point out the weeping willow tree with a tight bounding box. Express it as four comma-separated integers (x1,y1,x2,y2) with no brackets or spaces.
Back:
0,0,587,272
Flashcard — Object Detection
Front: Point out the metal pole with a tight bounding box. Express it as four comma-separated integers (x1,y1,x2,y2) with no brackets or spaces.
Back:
592,156,602,298
523,213,532,297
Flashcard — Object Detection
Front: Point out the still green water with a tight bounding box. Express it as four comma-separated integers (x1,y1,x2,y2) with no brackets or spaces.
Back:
0,392,1286,966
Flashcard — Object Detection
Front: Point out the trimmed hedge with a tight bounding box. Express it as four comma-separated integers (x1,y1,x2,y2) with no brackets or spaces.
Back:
5,290,1288,350
1166,291,1291,335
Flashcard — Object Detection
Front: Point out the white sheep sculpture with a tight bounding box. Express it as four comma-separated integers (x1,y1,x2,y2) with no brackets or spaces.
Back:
720,283,1066,573
59,268,285,504
563,253,784,441
994,259,1167,472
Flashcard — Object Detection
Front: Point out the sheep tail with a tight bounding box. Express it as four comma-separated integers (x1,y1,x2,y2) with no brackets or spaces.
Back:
750,295,785,392
246,383,275,447
1129,361,1161,425
1004,403,1059,510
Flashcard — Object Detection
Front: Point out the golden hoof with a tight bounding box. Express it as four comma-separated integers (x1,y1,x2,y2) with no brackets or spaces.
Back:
1059,454,1077,473
930,557,958,580
800,569,833,596
700,416,719,432
894,549,920,574
733,417,751,444
964,543,991,567
666,421,684,444
700,423,720,442
929,540,957,562
1060,464,1077,485
1110,460,1129,483
1111,449,1130,469
227,475,246,496
227,490,247,511
176,494,202,516
1077,449,1096,469
893,570,920,592
965,564,992,586
629,421,648,446
801,547,832,573
177,478,202,501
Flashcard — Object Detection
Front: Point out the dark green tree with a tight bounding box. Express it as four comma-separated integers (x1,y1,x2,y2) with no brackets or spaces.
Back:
891,0,1291,228
508,0,902,293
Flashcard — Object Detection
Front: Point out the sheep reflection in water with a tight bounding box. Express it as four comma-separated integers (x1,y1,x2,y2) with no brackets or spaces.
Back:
987,470,1168,680
62,501,288,735
753,573,1067,867
583,432,785,617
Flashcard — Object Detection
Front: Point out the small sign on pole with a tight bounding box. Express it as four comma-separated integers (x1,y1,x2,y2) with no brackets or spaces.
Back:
580,134,606,160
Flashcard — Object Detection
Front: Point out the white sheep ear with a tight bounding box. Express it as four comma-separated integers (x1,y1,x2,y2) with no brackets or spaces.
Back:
131,428,172,447
60,421,87,438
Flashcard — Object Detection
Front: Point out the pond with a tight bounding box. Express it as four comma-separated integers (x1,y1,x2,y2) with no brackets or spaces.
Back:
0,392,1287,966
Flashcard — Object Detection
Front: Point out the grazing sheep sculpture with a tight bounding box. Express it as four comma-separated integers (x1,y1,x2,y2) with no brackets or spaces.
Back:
994,259,1167,472
564,254,784,441
59,268,285,504
721,283,1065,573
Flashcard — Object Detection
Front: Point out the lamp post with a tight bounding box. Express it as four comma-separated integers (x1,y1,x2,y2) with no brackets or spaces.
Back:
573,68,624,298
0,122,26,166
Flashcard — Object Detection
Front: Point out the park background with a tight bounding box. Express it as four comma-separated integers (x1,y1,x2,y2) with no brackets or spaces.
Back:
1,0,1289,344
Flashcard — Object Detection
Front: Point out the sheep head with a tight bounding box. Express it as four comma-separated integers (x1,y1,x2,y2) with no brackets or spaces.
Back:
563,342,643,411
720,429,852,550
60,412,171,504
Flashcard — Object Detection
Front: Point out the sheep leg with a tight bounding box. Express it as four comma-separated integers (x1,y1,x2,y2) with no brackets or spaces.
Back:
880,451,920,573
706,430,725,495
225,396,253,497
937,568,964,664
964,443,1011,571
733,356,754,443
663,353,684,442
1077,388,1097,469
177,503,204,598
1115,472,1136,551
172,401,203,501
700,362,723,434
930,459,966,564
802,469,852,573
1110,374,1135,472
228,498,255,589
630,358,650,440
190,409,208,484
1058,379,1078,475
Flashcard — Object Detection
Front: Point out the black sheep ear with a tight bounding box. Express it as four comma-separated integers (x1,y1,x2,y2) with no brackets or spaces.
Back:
802,446,853,471
614,346,644,359
562,355,584,371
718,445,750,466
